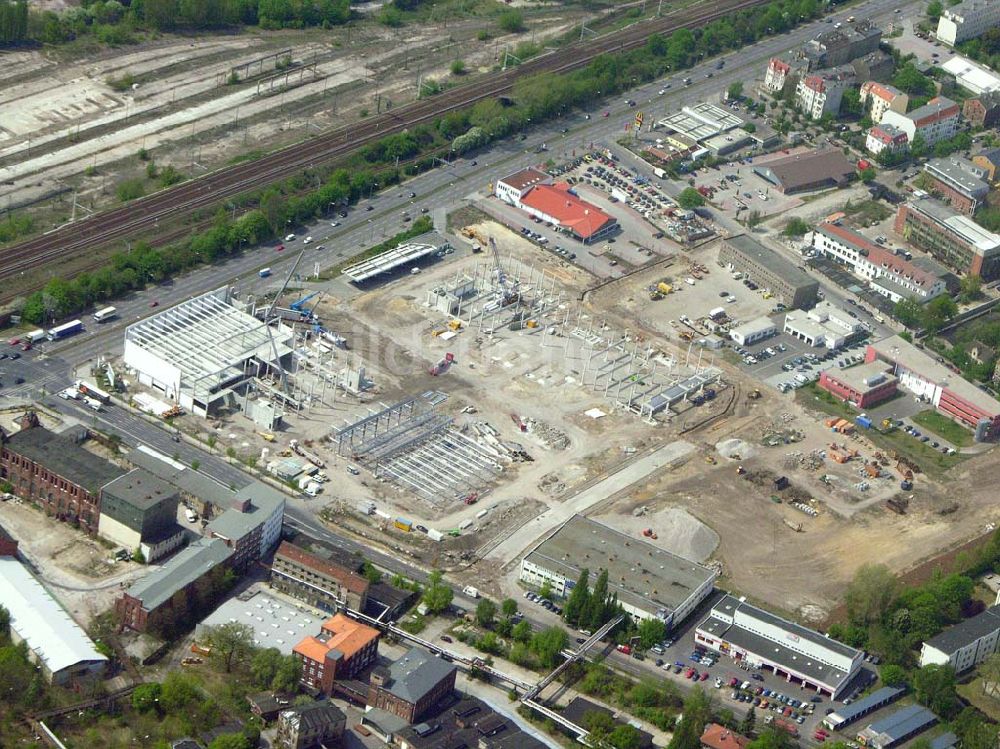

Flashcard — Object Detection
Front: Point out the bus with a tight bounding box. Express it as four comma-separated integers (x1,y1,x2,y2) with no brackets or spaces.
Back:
46,319,84,341
92,306,117,323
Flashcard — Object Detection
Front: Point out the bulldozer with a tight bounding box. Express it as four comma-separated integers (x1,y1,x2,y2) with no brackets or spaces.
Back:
747,388,761,400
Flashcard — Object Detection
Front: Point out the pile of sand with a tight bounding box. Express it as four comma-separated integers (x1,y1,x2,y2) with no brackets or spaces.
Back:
716,438,755,460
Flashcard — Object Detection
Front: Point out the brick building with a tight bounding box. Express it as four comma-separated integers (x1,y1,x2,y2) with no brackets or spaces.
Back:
701,724,751,749
276,702,346,749
0,522,17,557
270,541,370,613
963,93,1000,129
0,412,124,535
818,362,899,409
923,157,990,216
368,648,457,723
895,196,1000,280
293,613,380,695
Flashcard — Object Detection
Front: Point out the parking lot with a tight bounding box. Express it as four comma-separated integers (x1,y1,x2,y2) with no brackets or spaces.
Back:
704,151,805,220
734,331,873,393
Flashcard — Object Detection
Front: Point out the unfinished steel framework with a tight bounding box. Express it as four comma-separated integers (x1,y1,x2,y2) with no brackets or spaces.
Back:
329,399,503,505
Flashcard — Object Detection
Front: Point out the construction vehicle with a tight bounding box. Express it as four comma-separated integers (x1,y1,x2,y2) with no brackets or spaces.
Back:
258,432,276,442
525,320,538,328
290,291,320,312
464,493,479,505
679,331,694,341
448,319,462,331
289,439,326,468
489,237,520,306
642,528,658,539
705,455,717,465
510,413,526,432
736,465,747,476
747,388,761,400
429,352,455,376
657,281,673,295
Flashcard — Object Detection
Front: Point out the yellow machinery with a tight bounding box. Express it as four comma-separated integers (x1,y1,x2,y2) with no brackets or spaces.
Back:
657,282,673,294
258,432,276,442
448,319,462,331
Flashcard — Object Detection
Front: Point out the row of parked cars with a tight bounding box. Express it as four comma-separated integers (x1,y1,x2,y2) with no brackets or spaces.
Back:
729,683,818,722
523,589,563,615
902,423,957,454
518,225,577,261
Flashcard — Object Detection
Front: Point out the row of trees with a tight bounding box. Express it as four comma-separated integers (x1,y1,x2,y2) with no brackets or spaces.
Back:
894,294,958,334
0,0,26,43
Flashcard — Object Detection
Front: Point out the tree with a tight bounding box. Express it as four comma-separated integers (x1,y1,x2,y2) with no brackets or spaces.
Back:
859,166,877,183
0,604,9,639
747,729,791,749
880,664,908,687
913,664,959,717
742,122,757,133
205,621,254,673
208,736,252,749
782,217,810,237
841,87,863,117
894,63,935,97
740,706,756,736
959,274,983,303
498,9,524,32
450,59,466,76
608,724,645,749
501,598,518,619
637,618,667,650
250,647,283,689
563,568,590,626
476,598,497,628
668,688,713,749
921,294,958,334
271,654,301,693
677,187,705,209
926,0,944,20
160,671,199,714
895,297,923,328
727,81,744,100
362,561,382,584
845,564,899,626
132,682,162,713
979,652,1000,695
512,619,532,643
422,570,454,614
529,626,568,668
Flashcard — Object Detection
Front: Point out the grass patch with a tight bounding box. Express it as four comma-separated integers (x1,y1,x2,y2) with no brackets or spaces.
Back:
399,614,427,634
228,149,266,165
958,679,1000,722
910,409,974,447
318,215,433,279
796,382,968,479
844,198,892,227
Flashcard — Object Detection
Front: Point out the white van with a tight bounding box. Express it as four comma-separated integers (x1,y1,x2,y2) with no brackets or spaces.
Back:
185,508,198,523
284,233,296,241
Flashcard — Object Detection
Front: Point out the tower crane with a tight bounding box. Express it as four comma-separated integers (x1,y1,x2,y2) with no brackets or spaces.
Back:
488,236,520,306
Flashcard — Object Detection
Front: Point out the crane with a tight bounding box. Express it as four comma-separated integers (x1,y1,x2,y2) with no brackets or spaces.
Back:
488,236,519,306
290,291,320,312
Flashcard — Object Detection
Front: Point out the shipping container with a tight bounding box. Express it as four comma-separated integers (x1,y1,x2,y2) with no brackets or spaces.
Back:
394,518,413,532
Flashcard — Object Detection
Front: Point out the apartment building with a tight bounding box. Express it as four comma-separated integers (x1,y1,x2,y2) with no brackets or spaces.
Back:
937,0,1000,46
810,222,947,303
920,605,1000,672
860,81,908,123
270,541,369,613
293,613,380,695
796,69,852,119
881,97,960,147
895,195,1000,280
923,156,990,215
964,93,1000,129
865,124,909,157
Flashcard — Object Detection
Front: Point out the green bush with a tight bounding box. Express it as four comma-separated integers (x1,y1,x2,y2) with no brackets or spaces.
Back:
116,178,145,203
498,9,525,33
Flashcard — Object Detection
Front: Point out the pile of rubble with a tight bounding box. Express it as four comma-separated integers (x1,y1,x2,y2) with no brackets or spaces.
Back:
537,472,567,497
526,419,570,450
467,422,533,462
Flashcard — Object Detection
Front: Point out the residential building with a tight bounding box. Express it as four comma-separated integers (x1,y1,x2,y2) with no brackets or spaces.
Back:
0,411,124,535
696,595,863,698
803,21,882,68
0,556,108,684
367,648,458,723
972,146,1000,182
752,148,856,194
937,0,1000,46
270,541,369,613
97,468,185,563
796,68,852,119
116,537,233,632
276,702,346,749
895,196,1000,279
852,51,895,84
810,223,948,303
857,705,937,749
860,81,909,123
763,57,794,94
881,97,960,148
247,692,294,723
730,318,778,347
0,522,18,557
719,234,819,309
941,55,1000,94
520,514,717,628
396,696,551,749
823,687,906,731
294,613,381,695
701,724,751,749
867,335,1000,441
783,300,864,350
205,482,285,572
963,92,1000,129
494,169,617,244
923,156,990,215
919,604,1000,671
818,362,899,409
865,124,909,157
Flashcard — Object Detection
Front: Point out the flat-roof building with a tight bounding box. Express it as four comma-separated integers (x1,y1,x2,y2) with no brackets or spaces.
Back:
857,705,937,749
0,556,108,684
937,0,1000,46
520,514,716,628
818,362,899,409
730,317,778,347
783,300,863,350
923,157,990,216
895,196,1000,280
98,468,185,563
206,481,285,572
753,148,855,194
823,687,905,730
867,336,1000,441
695,595,863,698
123,286,293,418
920,604,1000,672
196,589,324,654
941,54,1000,94
719,234,819,309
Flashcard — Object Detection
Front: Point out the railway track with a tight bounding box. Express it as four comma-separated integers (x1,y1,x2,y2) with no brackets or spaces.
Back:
0,0,768,291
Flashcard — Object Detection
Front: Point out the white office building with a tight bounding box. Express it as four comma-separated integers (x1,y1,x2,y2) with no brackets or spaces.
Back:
696,595,863,698
783,301,863,350
729,317,777,346
937,0,1000,46
920,605,1000,672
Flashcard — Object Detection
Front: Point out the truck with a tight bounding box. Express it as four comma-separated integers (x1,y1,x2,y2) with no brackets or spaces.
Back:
259,267,272,278
83,396,103,412
25,329,46,344
75,380,111,403
653,167,667,179
92,306,117,323
462,585,480,599
46,319,83,341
